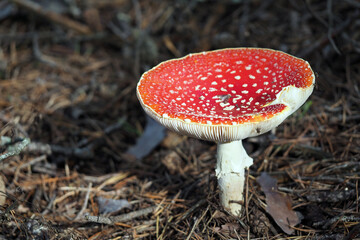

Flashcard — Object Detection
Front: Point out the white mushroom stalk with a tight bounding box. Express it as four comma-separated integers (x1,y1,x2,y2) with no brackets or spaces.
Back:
216,140,253,215
136,48,315,216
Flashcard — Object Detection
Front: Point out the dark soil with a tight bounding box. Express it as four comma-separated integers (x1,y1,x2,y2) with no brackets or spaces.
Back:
0,0,359,239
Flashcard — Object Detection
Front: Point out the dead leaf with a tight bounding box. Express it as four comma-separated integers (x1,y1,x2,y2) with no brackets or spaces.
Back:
257,172,301,235
213,222,240,234
127,116,166,160
97,197,131,214
212,210,227,219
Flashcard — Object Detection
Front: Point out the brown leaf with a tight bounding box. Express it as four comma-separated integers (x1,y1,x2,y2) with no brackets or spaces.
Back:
213,222,240,234
257,172,301,235
127,116,166,160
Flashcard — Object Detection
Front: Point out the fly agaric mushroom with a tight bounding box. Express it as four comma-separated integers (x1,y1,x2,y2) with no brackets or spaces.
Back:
136,48,315,216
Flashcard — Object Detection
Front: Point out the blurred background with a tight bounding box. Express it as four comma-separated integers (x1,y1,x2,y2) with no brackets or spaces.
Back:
0,0,359,239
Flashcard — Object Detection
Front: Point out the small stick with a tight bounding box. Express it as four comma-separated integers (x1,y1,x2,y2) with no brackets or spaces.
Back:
176,199,207,223
24,118,126,159
326,0,341,55
0,138,30,162
11,0,92,35
313,215,360,229
185,206,209,240
25,142,93,159
84,206,156,225
185,217,201,240
298,11,357,58
74,183,92,220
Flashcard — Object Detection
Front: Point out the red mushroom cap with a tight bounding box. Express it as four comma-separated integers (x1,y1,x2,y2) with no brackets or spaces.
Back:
137,48,315,142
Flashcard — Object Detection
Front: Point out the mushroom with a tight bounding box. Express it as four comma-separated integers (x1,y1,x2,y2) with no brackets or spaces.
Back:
136,48,315,216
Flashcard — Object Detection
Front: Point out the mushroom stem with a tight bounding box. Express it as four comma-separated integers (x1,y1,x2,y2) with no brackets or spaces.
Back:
215,140,253,216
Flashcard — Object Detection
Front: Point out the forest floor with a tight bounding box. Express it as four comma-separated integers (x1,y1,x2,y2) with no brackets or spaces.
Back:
0,0,359,239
